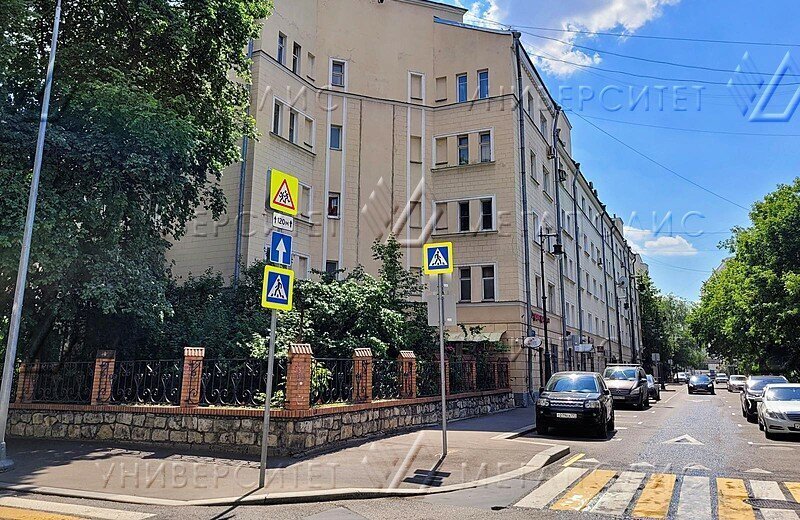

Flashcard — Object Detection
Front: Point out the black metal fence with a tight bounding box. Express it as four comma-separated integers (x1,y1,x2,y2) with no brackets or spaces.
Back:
416,358,441,397
107,359,183,406
199,358,287,407
18,362,94,404
372,359,400,400
310,358,355,406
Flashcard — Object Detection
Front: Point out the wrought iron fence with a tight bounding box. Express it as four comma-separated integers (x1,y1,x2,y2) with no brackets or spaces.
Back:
449,358,475,394
372,359,400,400
476,359,510,390
416,359,440,397
18,362,94,404
106,359,183,405
310,358,355,406
199,358,287,407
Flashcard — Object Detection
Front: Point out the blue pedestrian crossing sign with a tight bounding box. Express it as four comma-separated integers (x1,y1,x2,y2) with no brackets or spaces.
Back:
423,242,454,275
269,231,293,267
261,265,294,311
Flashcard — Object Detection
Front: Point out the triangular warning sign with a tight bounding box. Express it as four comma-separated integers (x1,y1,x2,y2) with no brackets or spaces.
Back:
429,248,448,267
272,179,296,211
267,276,287,300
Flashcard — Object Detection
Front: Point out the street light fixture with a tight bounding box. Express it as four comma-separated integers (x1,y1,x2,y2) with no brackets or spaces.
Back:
538,228,564,385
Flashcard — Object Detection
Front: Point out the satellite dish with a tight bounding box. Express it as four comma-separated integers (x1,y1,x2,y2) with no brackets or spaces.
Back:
617,276,629,288
523,336,543,349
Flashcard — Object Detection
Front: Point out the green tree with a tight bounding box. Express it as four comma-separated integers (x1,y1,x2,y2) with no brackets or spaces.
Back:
0,0,272,360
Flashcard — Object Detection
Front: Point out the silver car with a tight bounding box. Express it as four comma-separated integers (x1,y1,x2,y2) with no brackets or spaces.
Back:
757,384,800,439
727,375,746,392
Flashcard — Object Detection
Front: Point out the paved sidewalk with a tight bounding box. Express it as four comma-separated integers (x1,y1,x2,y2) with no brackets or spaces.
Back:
1,408,567,505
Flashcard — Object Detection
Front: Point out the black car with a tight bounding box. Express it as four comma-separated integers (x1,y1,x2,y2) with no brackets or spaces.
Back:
688,374,715,394
536,372,615,439
741,375,789,422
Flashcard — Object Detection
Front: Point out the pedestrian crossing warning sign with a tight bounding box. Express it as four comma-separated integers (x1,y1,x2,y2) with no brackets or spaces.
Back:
261,265,294,310
423,242,454,275
269,169,299,216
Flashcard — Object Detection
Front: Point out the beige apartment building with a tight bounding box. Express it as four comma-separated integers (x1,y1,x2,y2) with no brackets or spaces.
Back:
168,0,647,404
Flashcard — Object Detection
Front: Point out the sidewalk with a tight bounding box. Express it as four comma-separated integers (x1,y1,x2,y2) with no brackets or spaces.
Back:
1,408,568,505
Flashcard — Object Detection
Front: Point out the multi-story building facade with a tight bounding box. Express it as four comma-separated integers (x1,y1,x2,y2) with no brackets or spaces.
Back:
168,0,647,404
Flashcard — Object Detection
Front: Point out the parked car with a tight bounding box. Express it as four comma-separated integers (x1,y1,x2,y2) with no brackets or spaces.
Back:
757,384,800,439
688,374,715,394
741,375,789,422
715,373,729,385
536,372,614,439
646,374,661,401
727,375,747,393
603,364,650,410
677,372,687,383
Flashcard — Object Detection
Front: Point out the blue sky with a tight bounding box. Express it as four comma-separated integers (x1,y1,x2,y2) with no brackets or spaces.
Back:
443,0,800,301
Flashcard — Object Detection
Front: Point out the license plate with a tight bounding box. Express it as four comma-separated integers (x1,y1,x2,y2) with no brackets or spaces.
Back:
613,396,624,400
556,413,578,419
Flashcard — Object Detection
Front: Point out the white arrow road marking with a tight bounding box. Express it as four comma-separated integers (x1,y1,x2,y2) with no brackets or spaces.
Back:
664,435,704,445
745,468,773,474
630,462,655,470
684,464,711,471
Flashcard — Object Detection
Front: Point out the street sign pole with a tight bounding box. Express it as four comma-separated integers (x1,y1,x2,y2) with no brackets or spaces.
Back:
259,309,277,488
437,273,448,456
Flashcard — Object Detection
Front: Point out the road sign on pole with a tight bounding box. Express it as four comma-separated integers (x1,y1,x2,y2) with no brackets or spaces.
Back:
269,169,299,216
423,242,453,275
269,231,293,267
261,265,294,311
272,213,294,232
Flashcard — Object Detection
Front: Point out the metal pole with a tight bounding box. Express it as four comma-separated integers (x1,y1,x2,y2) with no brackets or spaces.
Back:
539,232,552,383
259,309,278,488
437,274,447,456
233,39,255,290
0,0,62,472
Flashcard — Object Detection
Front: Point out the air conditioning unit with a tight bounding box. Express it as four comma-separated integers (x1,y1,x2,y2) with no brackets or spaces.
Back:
546,145,555,160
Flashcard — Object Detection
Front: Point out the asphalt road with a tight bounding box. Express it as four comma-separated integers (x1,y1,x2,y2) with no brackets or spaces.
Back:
4,383,800,519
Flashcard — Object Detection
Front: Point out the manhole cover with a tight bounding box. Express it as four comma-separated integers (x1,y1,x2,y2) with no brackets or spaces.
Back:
747,499,800,511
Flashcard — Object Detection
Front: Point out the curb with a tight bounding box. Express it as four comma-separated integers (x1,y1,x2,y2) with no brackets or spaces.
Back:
0,444,569,507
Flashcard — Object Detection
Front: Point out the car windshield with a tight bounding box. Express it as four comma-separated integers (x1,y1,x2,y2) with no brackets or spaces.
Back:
691,375,710,383
604,368,638,381
765,387,800,401
730,376,746,381
750,378,788,391
546,374,600,393
717,373,727,377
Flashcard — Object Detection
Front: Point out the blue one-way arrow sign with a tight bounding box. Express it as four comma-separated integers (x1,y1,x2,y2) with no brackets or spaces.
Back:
270,231,293,267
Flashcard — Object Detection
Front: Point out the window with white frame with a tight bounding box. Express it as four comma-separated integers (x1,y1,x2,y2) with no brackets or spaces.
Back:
478,69,489,99
459,267,471,302
272,100,283,135
479,132,492,162
307,52,316,80
299,183,312,218
457,73,468,102
330,124,342,150
482,266,495,301
277,33,287,65
327,192,341,218
540,112,548,137
410,72,423,101
480,198,493,230
294,254,310,279
331,60,345,87
530,150,537,182
292,42,301,74
457,135,469,165
288,111,297,143
458,201,470,232
543,166,551,197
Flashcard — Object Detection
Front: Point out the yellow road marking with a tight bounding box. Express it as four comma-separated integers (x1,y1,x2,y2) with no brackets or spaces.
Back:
0,506,82,520
551,469,616,511
717,478,756,520
785,482,800,503
632,473,677,519
562,453,585,467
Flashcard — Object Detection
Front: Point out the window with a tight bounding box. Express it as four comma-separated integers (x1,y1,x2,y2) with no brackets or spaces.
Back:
288,111,297,143
435,76,447,101
482,266,495,301
540,112,548,137
410,73,423,101
307,53,316,79
478,70,489,99
543,166,551,196
459,267,471,302
331,60,345,87
458,201,470,232
548,283,556,307
534,275,542,306
327,192,341,218
435,202,448,230
325,261,339,276
292,43,302,74
457,135,469,165
304,117,314,148
481,198,493,230
527,92,534,115
457,73,467,102
277,33,287,65
299,184,312,218
435,137,448,165
532,212,540,241
330,125,342,150
529,150,537,182
480,132,492,162
272,100,283,135
295,255,310,279
410,135,422,163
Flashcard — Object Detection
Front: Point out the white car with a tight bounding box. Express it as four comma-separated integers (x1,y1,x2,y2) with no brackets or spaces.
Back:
757,384,800,439
716,373,729,384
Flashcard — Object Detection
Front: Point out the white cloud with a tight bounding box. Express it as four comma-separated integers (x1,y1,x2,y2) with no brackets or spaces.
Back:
624,226,697,257
460,0,680,77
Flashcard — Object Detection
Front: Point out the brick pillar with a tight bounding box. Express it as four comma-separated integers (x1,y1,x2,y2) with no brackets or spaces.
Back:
397,351,416,399
286,344,313,411
465,355,477,391
352,348,372,403
91,350,116,405
16,362,31,403
180,347,205,408
436,356,451,396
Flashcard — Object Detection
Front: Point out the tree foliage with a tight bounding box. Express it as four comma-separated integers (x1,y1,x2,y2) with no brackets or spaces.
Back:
688,179,800,377
0,0,272,360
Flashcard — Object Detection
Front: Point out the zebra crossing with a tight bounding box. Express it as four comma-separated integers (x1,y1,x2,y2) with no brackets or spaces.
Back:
515,467,800,519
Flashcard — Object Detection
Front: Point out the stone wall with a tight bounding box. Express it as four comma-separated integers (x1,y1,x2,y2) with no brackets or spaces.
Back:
8,390,514,456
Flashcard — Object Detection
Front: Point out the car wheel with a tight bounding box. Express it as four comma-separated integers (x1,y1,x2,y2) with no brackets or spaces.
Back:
758,417,764,431
537,419,549,435
711,390,716,395
742,405,747,418
597,414,608,439
765,430,776,441
608,410,615,431
747,412,757,424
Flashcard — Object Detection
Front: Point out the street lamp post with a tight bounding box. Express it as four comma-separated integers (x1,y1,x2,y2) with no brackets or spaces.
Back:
538,228,564,385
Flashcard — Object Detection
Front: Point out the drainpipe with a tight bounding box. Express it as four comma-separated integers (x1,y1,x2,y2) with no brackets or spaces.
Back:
624,251,637,363
609,222,624,362
513,32,534,402
631,255,640,363
233,39,255,290
571,171,584,370
551,108,570,374
600,209,613,368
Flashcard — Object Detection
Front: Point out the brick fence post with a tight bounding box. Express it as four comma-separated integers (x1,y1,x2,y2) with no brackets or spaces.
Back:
352,348,372,403
91,350,116,405
286,344,313,411
465,355,477,391
397,351,416,399
436,356,451,396
180,347,205,408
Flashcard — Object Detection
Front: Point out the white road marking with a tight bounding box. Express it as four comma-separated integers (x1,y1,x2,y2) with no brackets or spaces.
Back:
676,475,712,520
515,467,588,509
591,471,645,516
663,435,704,446
0,497,155,520
745,468,773,474
750,480,800,520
